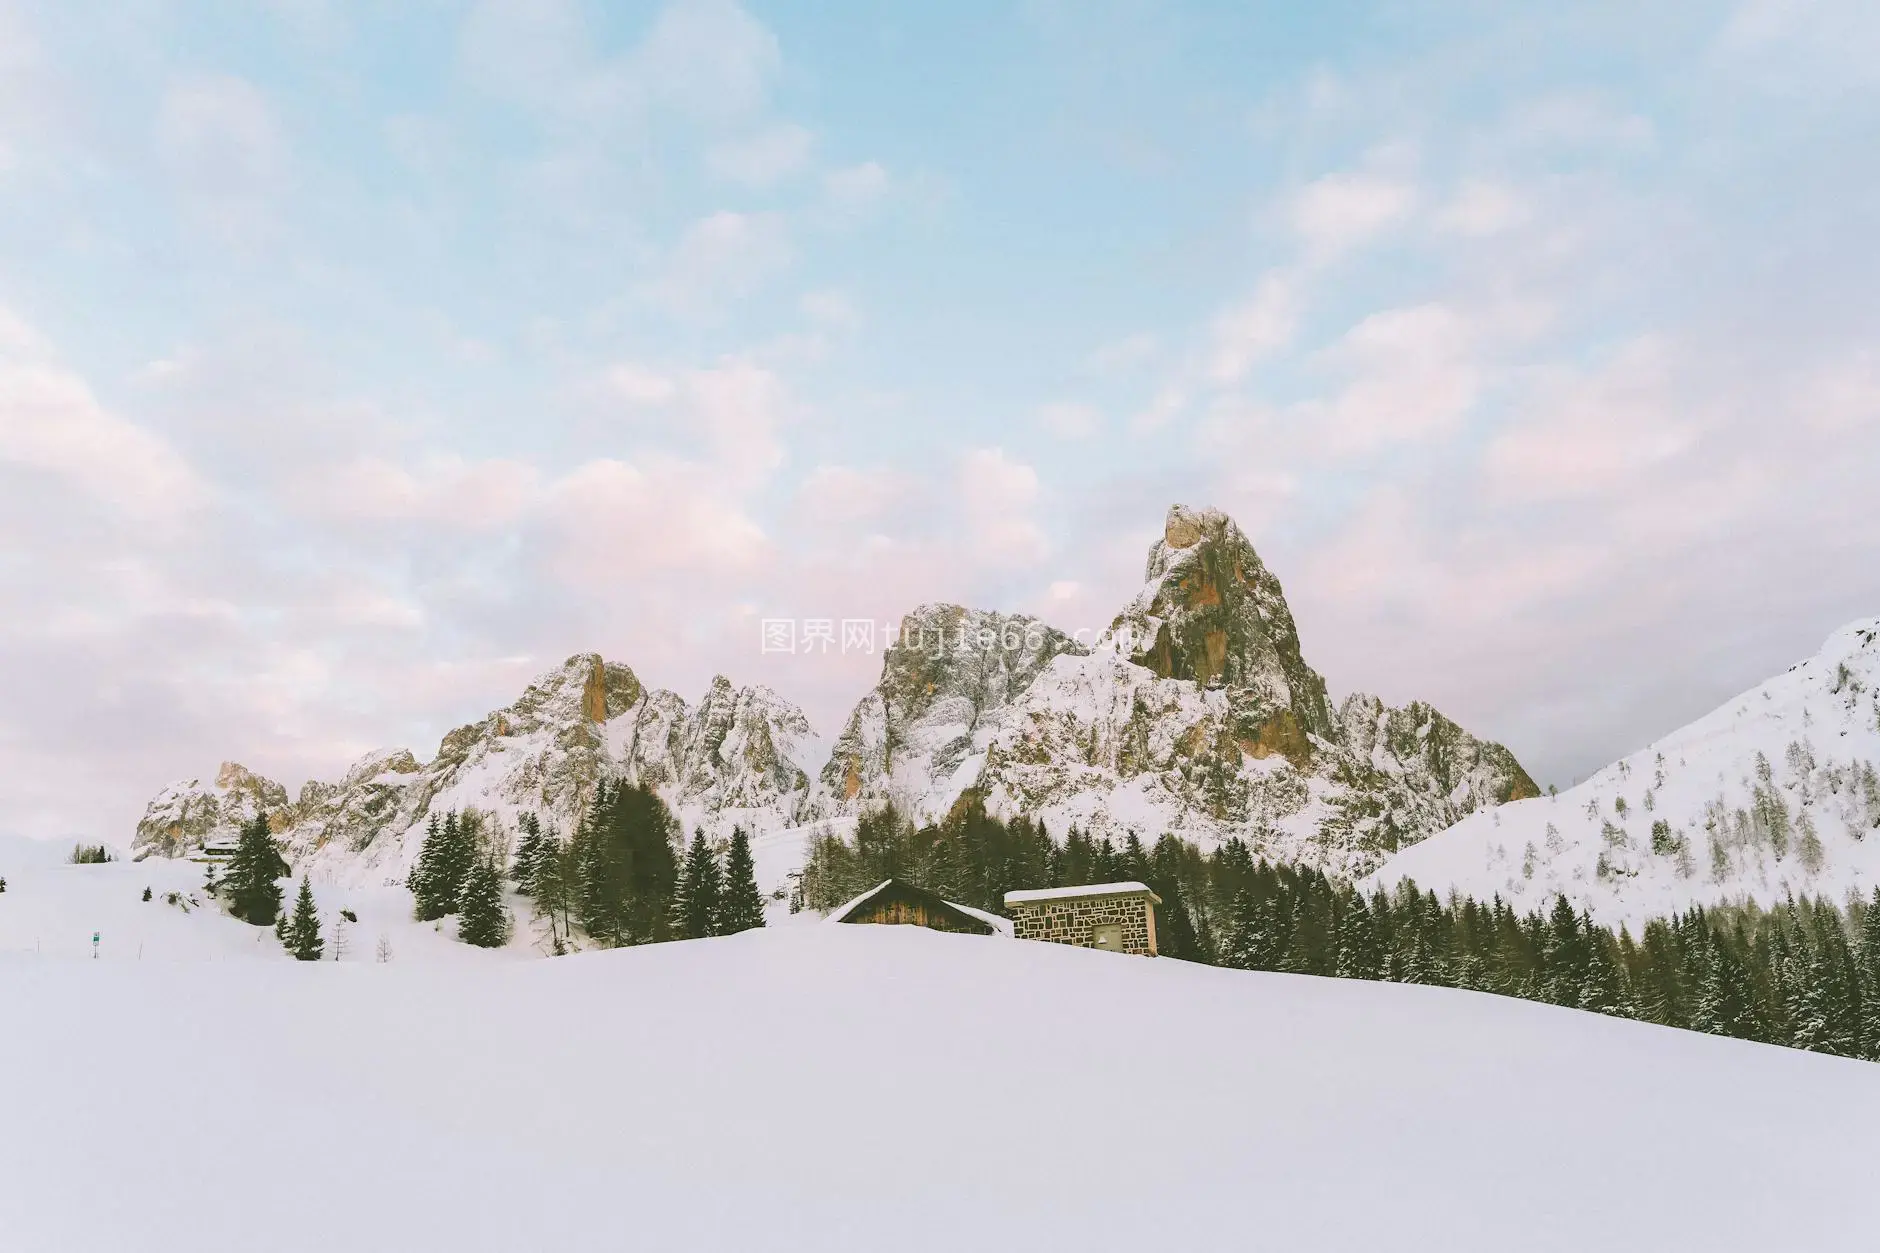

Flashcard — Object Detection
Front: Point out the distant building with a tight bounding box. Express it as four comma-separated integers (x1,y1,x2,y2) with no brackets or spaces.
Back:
828,878,1006,936
190,837,239,866
1003,882,1161,956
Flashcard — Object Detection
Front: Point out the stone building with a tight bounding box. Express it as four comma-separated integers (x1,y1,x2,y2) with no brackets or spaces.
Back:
1003,882,1161,956
828,878,1004,936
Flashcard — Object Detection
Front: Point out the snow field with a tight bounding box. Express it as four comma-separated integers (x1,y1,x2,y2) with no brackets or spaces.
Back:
4,922,1879,1251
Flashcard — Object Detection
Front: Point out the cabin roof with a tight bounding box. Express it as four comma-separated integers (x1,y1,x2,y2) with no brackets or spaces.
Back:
827,878,1003,936
1003,881,1162,908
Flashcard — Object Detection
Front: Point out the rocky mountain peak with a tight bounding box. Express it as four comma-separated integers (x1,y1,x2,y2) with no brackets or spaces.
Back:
1109,503,1335,755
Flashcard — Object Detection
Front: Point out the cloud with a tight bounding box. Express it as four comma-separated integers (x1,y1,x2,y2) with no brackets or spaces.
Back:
632,0,782,123
1712,0,1880,94
461,0,782,128
1208,273,1296,384
0,307,203,521
705,121,812,185
1086,332,1159,375
960,447,1048,569
822,161,891,221
799,288,858,328
311,456,543,529
1037,401,1102,440
1494,91,1655,153
605,363,681,407
1435,180,1530,236
156,75,287,237
640,210,792,317
1291,171,1416,257
794,464,913,530
542,456,770,577
1305,303,1481,455
1483,338,1699,502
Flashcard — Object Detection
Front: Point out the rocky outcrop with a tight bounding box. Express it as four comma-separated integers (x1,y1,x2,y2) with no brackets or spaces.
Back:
132,762,290,858
810,604,1086,823
132,502,1536,883
131,655,825,885
820,505,1538,877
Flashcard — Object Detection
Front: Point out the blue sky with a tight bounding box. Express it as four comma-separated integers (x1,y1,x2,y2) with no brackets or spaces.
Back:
2,0,1877,837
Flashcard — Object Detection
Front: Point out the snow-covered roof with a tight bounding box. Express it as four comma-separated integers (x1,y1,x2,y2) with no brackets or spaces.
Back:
826,879,1011,935
1004,881,1161,907
948,901,1014,938
827,879,898,922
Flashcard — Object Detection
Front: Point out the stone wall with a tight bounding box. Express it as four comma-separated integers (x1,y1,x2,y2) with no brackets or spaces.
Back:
1010,894,1157,956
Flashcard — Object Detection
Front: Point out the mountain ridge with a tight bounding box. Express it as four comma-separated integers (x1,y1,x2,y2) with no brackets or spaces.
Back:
131,502,1538,882
1371,617,1880,924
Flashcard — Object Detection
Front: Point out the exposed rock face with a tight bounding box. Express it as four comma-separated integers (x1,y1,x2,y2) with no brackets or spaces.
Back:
131,502,1535,883
131,655,825,885
1112,505,1335,747
821,505,1538,877
810,604,1086,823
132,762,290,858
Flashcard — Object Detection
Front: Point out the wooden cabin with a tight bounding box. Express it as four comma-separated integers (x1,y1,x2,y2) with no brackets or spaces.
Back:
828,878,1000,936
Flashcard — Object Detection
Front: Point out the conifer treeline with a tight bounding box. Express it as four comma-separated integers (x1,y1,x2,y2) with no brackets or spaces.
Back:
508,781,766,953
798,800,1880,1063
407,809,512,948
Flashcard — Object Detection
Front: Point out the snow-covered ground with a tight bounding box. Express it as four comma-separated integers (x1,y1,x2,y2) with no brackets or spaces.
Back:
4,914,1880,1250
0,838,543,964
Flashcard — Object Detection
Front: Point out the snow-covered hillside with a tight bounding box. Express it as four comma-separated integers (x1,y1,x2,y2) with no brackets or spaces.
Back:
132,655,826,888
4,924,1877,1250
820,505,1538,875
0,828,815,962
1374,618,1880,926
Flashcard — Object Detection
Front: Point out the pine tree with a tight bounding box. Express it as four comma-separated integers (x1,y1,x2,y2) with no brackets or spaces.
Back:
1696,940,1764,1042
1335,894,1378,979
1858,889,1880,1060
457,856,511,948
512,813,546,894
222,811,288,927
1579,934,1633,1018
285,876,324,961
674,830,725,940
718,827,766,935
410,810,476,921
529,831,571,952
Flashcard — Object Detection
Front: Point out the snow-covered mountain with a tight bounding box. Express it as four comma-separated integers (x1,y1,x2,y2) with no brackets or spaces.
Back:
1373,618,1880,925
132,655,826,885
817,505,1538,876
132,503,1535,882
134,761,292,856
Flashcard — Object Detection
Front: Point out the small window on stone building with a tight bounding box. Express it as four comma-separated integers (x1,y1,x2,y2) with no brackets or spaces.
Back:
1092,923,1123,950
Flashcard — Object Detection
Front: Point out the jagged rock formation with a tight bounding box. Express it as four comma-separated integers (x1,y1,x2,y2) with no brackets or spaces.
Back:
132,503,1535,883
131,656,825,885
1373,618,1880,926
813,605,1086,822
133,762,290,856
820,505,1537,876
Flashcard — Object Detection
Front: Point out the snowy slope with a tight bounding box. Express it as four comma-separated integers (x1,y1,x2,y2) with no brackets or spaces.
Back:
1373,618,1880,926
0,839,541,963
4,924,1878,1251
